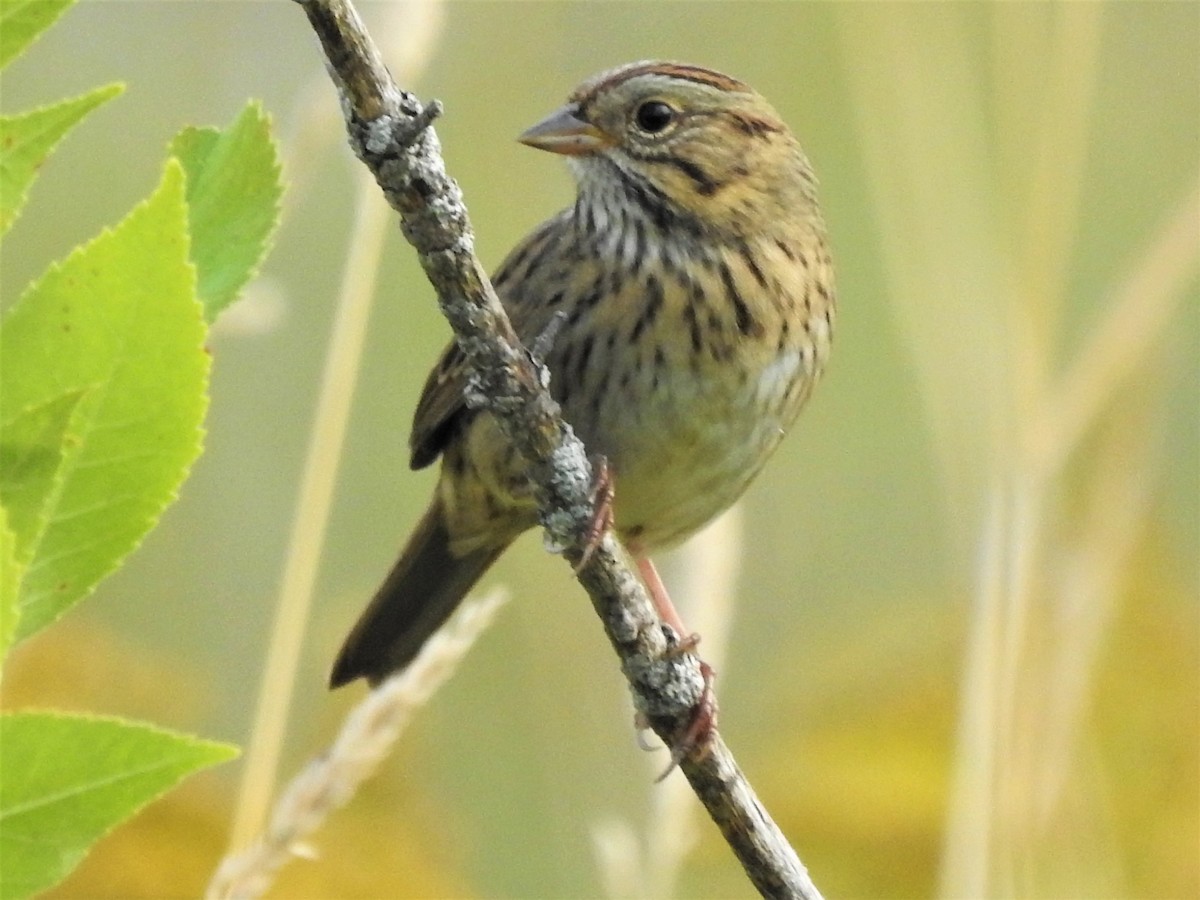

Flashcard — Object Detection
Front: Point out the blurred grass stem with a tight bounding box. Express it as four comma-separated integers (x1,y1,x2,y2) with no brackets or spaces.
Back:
210,591,510,899
838,6,1196,896
1007,4,1101,382
1032,181,1200,477
228,175,390,851
227,0,443,853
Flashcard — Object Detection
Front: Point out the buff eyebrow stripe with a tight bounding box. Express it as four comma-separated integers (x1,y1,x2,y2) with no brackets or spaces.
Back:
670,65,746,90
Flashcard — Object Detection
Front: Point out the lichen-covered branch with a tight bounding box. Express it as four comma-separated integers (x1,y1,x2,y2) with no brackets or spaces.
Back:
294,1,822,896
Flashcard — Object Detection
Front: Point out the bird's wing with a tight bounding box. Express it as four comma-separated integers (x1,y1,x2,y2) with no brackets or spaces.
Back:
408,212,574,470
407,339,468,469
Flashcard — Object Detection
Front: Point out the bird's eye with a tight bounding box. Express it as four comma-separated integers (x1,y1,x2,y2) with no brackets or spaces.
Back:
633,100,676,134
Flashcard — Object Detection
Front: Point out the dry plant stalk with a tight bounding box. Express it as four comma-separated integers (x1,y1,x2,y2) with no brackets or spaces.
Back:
228,0,445,852
290,0,822,897
208,590,510,900
837,7,1197,896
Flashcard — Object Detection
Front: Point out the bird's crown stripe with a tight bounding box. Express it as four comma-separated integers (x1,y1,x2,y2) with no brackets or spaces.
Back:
574,61,749,105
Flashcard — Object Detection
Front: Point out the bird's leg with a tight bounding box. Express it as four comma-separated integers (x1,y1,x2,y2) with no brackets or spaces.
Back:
635,556,699,652
574,455,614,573
572,463,718,773
635,555,718,778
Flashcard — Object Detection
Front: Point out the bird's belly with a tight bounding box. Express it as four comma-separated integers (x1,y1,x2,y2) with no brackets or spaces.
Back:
575,348,808,551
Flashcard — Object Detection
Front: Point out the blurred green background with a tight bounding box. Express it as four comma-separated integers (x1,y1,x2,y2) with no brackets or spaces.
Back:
2,2,1196,898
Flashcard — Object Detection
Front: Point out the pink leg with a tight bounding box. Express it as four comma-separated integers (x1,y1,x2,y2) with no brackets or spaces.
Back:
634,557,717,778
635,556,699,651
572,465,718,772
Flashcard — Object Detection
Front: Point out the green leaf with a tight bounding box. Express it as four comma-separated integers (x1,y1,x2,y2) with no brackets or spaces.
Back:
170,101,282,321
0,84,124,237
0,711,238,899
0,391,86,569
0,161,208,641
0,507,19,665
0,0,73,71
0,392,84,659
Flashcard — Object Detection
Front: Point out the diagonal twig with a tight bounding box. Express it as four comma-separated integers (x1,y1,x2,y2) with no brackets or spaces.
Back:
293,1,822,896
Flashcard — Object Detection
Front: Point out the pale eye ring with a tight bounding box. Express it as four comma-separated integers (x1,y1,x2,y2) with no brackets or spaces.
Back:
633,100,676,134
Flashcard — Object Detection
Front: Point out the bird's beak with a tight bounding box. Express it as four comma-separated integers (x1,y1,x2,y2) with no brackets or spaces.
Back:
518,104,611,156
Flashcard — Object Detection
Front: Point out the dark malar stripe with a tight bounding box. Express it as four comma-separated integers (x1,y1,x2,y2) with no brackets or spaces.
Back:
613,163,675,232
659,156,721,196
601,157,705,238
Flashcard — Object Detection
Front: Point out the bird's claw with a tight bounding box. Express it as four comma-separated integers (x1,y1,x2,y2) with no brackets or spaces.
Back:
634,660,719,782
574,455,614,573
661,629,701,658
655,660,718,781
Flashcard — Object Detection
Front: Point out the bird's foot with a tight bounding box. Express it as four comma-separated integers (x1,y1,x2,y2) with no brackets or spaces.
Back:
636,658,719,781
661,629,701,658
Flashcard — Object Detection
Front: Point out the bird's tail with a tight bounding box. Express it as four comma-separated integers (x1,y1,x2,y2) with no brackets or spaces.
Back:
329,497,508,688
